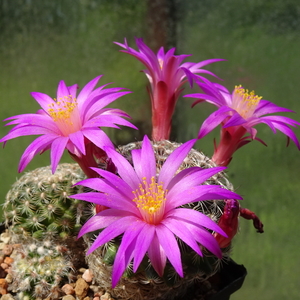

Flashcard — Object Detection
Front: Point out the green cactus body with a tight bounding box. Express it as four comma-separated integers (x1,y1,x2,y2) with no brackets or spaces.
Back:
10,238,74,300
4,163,91,241
84,140,234,300
4,163,92,299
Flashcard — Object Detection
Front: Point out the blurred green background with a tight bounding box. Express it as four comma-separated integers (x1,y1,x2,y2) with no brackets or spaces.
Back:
1,1,300,299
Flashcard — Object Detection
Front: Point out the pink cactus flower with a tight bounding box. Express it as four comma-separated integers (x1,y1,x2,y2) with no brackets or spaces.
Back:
115,37,224,141
0,75,136,176
186,82,300,166
71,135,242,287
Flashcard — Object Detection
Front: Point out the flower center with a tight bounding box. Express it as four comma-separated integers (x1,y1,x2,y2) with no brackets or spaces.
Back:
48,95,82,136
232,85,262,119
133,176,166,224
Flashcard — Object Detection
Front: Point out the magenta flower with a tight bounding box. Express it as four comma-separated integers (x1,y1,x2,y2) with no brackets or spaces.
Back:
186,83,300,166
71,135,242,287
115,37,224,141
0,75,136,175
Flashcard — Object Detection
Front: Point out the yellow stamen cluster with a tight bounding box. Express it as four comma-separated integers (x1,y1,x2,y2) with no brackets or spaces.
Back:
233,85,262,119
133,176,166,224
48,95,77,122
47,95,81,135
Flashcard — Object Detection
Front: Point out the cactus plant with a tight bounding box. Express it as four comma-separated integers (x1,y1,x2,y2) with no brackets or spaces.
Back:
3,163,93,299
3,163,92,242
83,140,235,300
10,238,74,300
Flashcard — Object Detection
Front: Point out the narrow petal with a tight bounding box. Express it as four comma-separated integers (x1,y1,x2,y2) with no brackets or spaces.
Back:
104,147,141,189
133,224,156,272
158,139,197,188
71,191,136,211
83,91,131,122
185,93,221,107
223,112,247,128
184,222,223,258
90,168,134,196
83,114,136,129
167,185,242,209
18,134,57,172
167,167,226,198
50,137,69,173
162,217,202,256
82,129,114,149
69,131,86,156
68,84,79,99
4,113,59,133
254,100,295,116
131,149,142,178
0,125,54,142
262,120,300,149
167,167,201,191
112,221,146,287
56,80,70,100
78,209,130,237
166,208,227,236
139,135,156,182
80,86,123,117
86,216,139,254
198,106,233,139
148,234,166,276
156,224,183,277
30,92,55,112
76,75,102,105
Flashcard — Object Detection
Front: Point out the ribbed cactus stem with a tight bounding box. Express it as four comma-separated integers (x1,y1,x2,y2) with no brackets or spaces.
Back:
3,163,92,241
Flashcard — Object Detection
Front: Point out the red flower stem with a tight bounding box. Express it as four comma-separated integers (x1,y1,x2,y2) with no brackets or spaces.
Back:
212,126,247,166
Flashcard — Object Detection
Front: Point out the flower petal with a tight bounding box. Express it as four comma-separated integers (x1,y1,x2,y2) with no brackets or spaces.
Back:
156,224,183,277
167,208,227,236
76,75,102,105
158,139,197,188
50,137,69,173
167,167,226,198
78,209,131,238
198,106,234,139
139,135,156,182
185,222,223,258
86,216,138,254
133,224,156,272
148,234,166,277
112,221,146,287
56,80,70,100
162,217,202,256
167,186,242,211
71,191,136,212
18,134,57,172
0,125,53,142
30,92,55,112
82,128,114,149
90,168,134,196
69,131,86,156
104,147,141,189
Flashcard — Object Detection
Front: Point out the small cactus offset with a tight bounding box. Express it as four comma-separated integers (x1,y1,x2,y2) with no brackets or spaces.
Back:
10,238,74,300
3,163,92,241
